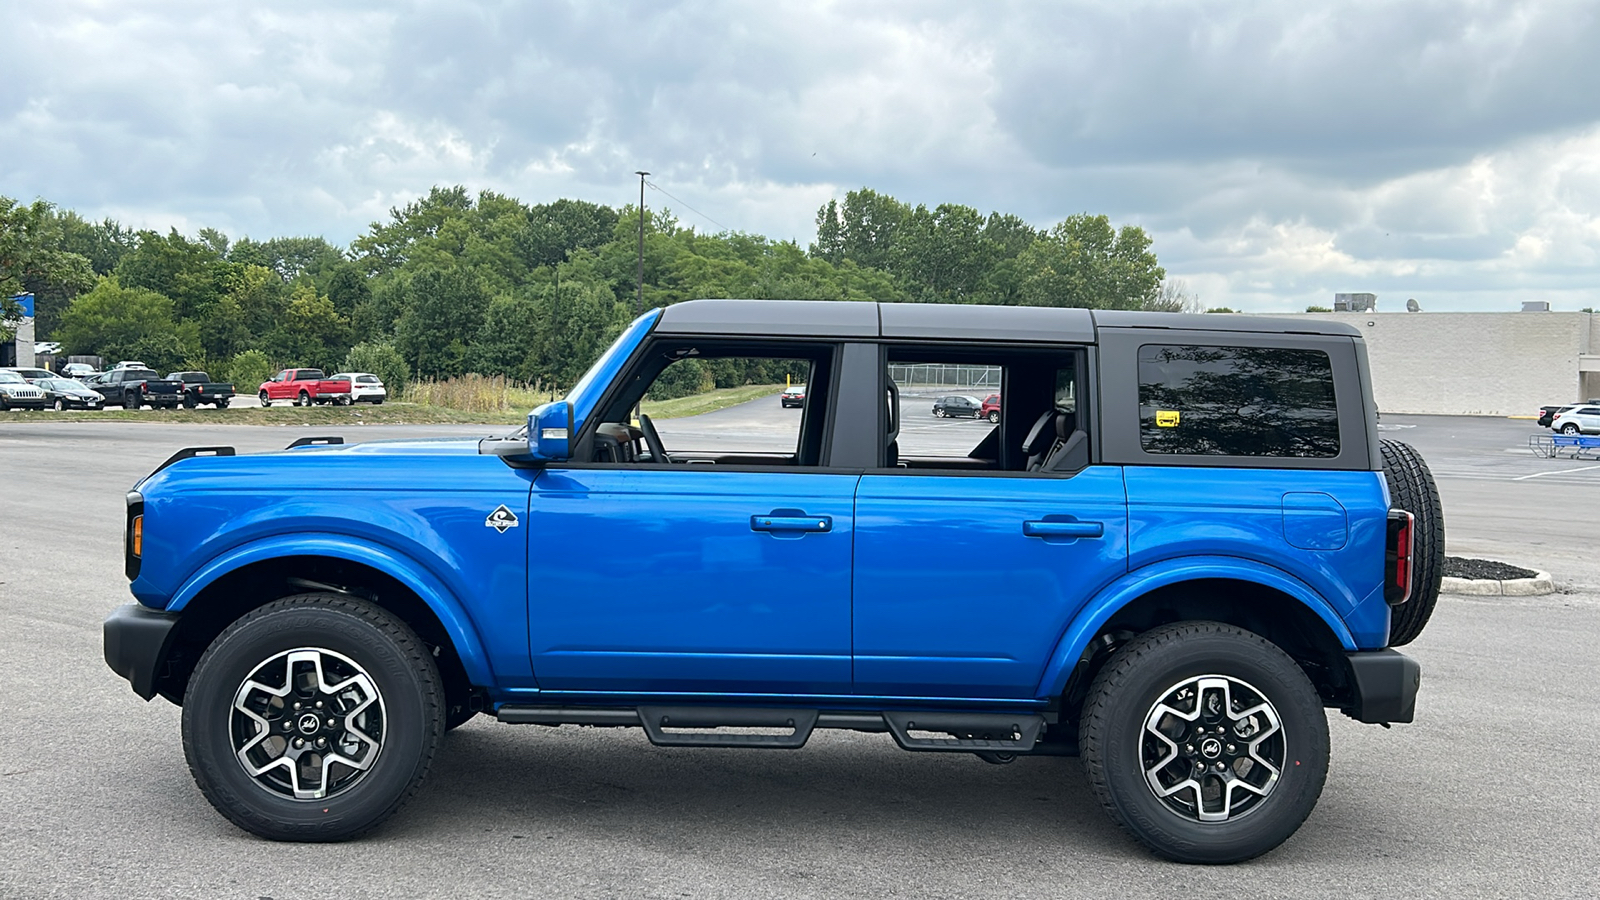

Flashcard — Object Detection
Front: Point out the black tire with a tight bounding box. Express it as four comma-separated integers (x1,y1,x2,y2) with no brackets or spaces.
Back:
1379,439,1444,646
297,390,312,407
1561,423,1580,435
53,398,66,411
181,593,444,841
988,410,1000,423
373,398,384,405
1081,622,1329,864
259,391,272,407
215,398,230,409
183,396,198,409
126,390,142,409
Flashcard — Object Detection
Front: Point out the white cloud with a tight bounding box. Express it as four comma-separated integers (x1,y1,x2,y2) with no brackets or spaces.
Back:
1,0,1597,310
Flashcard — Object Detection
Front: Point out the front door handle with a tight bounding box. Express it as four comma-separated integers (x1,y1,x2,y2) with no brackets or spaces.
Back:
751,514,832,533
1023,520,1103,539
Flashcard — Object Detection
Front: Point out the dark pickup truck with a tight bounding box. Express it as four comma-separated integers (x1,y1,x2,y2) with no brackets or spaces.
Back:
91,367,185,409
167,371,235,409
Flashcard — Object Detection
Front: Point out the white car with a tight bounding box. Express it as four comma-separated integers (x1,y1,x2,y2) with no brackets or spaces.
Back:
0,371,47,410
1550,405,1600,435
332,372,387,404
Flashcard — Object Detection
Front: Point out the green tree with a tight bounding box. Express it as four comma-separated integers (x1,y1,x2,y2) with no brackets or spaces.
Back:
469,291,544,381
226,349,276,391
1015,214,1164,309
114,229,235,321
342,341,409,393
55,277,185,361
0,197,96,340
394,267,489,378
810,188,908,271
265,283,349,371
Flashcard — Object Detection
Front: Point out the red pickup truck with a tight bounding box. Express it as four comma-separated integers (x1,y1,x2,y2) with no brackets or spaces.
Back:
258,368,353,407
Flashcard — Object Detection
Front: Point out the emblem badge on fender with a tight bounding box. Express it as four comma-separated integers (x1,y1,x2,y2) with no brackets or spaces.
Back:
485,504,519,533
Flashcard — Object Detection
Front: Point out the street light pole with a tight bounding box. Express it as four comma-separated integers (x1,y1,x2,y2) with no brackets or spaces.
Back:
634,171,649,314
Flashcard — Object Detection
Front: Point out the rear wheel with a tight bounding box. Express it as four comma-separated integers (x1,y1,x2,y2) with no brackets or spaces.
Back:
182,594,443,841
183,396,198,409
1379,439,1444,646
126,389,142,409
216,398,230,409
297,390,312,407
1080,622,1329,864
988,410,1000,423
1561,423,1580,435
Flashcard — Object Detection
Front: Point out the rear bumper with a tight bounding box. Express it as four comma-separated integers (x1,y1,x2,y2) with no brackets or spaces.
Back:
1341,649,1421,724
103,603,181,701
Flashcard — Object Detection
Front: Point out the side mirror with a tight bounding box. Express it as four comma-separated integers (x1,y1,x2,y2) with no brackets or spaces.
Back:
480,400,573,463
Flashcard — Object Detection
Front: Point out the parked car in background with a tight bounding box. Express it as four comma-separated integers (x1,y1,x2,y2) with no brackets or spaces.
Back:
1,366,58,383
1537,405,1567,428
34,378,105,410
330,372,387,404
62,362,97,379
166,372,235,409
258,368,353,406
0,370,47,410
112,361,148,370
780,384,806,408
1550,405,1600,435
980,393,1001,423
931,394,983,418
90,367,184,409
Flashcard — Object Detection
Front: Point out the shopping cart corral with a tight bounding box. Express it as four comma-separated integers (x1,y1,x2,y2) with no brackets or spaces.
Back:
1529,434,1600,459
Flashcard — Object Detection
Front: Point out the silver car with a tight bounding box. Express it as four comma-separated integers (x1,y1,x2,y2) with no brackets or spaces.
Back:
1550,405,1600,435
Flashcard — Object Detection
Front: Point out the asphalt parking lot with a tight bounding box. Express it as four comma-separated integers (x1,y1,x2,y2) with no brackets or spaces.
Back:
2,410,1598,898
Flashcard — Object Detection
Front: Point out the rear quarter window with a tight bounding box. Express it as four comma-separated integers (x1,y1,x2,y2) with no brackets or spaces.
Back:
1138,344,1340,458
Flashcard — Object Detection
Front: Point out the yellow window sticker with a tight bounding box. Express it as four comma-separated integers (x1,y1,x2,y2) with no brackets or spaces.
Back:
1156,410,1181,427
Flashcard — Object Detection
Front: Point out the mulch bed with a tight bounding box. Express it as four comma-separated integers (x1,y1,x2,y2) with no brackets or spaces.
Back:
1444,557,1539,581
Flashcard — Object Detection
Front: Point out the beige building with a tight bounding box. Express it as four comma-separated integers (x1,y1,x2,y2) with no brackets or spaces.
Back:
1282,311,1600,416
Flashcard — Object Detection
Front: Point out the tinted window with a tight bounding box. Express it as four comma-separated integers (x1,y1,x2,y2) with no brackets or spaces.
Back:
1138,344,1339,458
298,370,326,380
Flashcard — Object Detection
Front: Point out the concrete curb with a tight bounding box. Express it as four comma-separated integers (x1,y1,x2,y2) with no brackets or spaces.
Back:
1441,572,1555,596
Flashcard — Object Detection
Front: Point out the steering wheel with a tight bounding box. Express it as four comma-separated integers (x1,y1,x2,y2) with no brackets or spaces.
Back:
638,413,671,464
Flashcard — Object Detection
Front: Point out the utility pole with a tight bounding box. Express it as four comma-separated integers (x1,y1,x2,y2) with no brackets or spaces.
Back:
635,171,649,314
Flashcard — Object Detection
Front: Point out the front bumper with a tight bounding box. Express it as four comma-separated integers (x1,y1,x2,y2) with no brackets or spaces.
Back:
103,603,180,701
1341,649,1421,724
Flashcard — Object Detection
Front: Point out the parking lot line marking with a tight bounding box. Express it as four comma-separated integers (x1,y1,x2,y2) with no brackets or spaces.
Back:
1513,464,1600,481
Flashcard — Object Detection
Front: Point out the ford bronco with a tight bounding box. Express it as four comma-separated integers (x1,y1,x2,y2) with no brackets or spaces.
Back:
104,300,1440,863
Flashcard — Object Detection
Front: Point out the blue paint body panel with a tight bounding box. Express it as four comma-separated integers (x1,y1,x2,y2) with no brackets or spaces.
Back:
526,467,859,694
131,439,539,687
852,467,1129,698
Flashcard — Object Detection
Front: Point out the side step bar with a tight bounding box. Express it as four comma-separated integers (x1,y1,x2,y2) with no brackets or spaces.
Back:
496,705,1046,753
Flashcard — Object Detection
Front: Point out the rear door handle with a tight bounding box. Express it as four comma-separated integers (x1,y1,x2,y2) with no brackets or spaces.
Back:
1023,520,1103,539
751,514,832,533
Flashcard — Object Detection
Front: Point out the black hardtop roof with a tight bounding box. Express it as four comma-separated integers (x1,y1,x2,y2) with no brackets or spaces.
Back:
655,299,1360,341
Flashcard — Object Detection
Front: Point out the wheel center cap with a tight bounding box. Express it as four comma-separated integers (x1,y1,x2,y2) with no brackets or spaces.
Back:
1199,737,1223,759
297,712,322,735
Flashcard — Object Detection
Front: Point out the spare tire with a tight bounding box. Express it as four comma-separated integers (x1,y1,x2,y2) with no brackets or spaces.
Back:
1379,439,1444,645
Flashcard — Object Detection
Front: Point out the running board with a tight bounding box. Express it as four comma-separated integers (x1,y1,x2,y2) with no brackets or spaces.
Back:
495,705,1044,753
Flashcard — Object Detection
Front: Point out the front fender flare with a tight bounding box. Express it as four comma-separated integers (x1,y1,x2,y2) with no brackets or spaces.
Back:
1035,555,1357,699
167,533,494,687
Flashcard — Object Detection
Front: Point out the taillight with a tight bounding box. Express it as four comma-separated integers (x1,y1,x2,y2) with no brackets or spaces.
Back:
1384,510,1414,606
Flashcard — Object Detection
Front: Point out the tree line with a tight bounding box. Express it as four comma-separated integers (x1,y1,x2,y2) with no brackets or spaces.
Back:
1,186,1190,396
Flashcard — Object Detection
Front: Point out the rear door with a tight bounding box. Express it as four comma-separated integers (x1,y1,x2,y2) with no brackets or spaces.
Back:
851,346,1129,699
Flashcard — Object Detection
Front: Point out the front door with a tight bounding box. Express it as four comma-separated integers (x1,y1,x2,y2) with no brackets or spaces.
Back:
526,467,858,696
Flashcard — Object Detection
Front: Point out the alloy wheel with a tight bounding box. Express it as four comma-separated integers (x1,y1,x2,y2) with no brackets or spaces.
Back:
230,647,386,801
1140,674,1284,823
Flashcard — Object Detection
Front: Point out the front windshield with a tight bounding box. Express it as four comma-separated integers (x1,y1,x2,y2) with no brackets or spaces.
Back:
0,372,23,383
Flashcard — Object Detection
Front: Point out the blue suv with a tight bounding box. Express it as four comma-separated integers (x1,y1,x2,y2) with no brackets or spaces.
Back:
104,300,1440,862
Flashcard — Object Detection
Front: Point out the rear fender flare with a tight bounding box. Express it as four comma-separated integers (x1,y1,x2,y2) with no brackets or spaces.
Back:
1035,555,1357,698
167,533,494,686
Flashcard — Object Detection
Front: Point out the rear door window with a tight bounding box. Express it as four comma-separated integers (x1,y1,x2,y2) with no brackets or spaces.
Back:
1138,344,1339,458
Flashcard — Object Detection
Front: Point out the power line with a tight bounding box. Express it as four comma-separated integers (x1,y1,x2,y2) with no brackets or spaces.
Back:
645,180,734,234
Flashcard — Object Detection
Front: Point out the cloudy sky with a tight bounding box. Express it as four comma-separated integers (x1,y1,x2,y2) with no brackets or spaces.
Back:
4,0,1598,312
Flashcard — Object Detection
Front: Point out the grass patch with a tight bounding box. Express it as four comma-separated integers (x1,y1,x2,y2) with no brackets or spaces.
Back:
642,384,783,419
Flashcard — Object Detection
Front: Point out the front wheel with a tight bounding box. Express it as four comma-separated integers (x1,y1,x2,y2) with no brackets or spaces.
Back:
181,594,444,841
1080,621,1329,864
54,398,66,411
259,391,272,407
